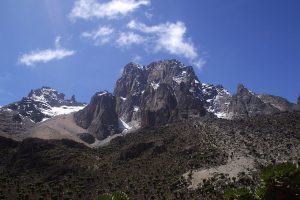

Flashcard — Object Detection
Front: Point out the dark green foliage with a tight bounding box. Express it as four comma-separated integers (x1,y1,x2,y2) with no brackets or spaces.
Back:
223,162,300,200
98,192,129,200
256,162,300,200
224,188,255,200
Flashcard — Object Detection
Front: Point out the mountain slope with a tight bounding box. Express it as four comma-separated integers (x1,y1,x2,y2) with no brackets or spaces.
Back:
0,111,299,199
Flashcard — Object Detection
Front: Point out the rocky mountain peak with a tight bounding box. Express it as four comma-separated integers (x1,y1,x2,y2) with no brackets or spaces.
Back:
74,91,119,140
123,62,144,74
3,86,85,123
112,59,207,129
28,86,65,107
236,84,253,96
146,60,199,86
228,84,279,118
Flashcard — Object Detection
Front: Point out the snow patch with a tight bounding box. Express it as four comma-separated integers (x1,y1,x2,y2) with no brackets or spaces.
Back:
151,82,160,90
40,105,86,121
133,106,139,112
119,119,132,130
98,91,108,96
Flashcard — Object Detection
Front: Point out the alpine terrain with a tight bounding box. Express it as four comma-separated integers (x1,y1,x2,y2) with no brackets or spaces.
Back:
0,60,299,200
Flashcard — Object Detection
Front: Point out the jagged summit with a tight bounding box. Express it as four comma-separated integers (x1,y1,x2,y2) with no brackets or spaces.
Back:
2,86,85,123
27,86,65,107
2,60,299,143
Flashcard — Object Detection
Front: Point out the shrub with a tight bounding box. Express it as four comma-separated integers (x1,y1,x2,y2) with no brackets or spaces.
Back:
98,191,129,200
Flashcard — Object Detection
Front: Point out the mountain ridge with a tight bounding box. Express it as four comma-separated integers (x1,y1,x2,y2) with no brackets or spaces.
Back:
0,59,299,144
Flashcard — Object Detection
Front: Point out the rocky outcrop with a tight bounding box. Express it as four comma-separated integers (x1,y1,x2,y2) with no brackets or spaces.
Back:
256,94,294,111
4,86,85,123
228,84,279,118
0,109,33,137
74,91,119,140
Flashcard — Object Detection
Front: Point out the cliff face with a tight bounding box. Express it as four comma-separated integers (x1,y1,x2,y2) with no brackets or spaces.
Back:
74,91,119,140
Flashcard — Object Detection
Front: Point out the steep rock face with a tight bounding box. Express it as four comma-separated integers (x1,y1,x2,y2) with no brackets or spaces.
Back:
114,60,207,128
140,84,177,127
74,91,119,140
114,63,146,126
257,94,294,111
4,86,85,123
201,84,232,118
228,84,279,118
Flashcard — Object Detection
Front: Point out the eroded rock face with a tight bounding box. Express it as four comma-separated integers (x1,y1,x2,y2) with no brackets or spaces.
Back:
141,84,177,127
114,63,146,125
228,84,279,118
256,94,294,111
114,60,207,127
74,91,119,140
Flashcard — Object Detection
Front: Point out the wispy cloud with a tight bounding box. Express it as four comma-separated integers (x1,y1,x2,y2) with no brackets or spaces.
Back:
69,0,150,20
81,26,114,45
18,37,75,67
127,20,205,69
116,32,145,47
132,55,142,63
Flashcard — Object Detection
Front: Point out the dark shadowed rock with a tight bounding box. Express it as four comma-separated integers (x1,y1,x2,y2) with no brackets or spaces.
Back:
141,84,177,127
74,91,119,140
77,133,95,144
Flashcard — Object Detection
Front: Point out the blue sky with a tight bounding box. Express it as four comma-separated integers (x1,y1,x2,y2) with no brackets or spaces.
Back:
0,0,299,105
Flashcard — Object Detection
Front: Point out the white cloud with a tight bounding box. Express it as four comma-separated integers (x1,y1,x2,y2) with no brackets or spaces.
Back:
82,26,114,45
127,20,205,69
192,59,206,69
116,32,145,47
18,37,75,67
132,55,142,63
69,0,150,20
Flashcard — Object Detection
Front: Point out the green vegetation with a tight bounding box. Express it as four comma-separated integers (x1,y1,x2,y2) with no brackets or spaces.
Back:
0,111,299,199
256,162,300,200
223,162,300,200
224,188,254,200
98,192,129,200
